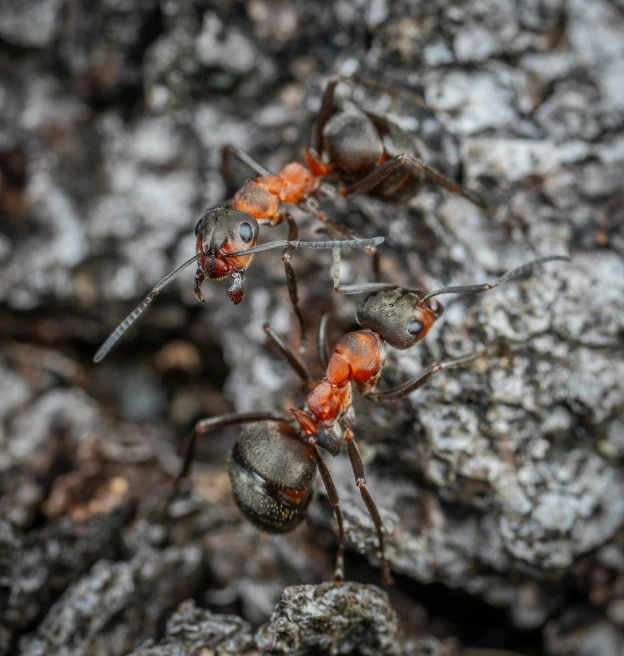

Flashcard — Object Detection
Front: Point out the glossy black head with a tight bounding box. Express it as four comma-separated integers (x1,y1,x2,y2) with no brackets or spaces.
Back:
356,288,444,350
323,110,383,177
228,421,316,534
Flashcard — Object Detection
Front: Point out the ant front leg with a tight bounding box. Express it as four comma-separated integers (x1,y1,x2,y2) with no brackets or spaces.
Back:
282,214,306,348
341,422,392,584
341,153,488,212
194,268,205,302
366,345,507,402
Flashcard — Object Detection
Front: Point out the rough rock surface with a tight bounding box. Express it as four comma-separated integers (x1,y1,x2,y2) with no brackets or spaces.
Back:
131,587,448,656
1,0,623,655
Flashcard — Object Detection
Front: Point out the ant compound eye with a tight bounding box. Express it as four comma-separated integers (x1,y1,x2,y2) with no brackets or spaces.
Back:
407,320,423,336
239,222,254,243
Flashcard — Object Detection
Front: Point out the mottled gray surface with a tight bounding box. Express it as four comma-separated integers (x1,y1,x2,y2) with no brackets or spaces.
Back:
1,0,623,654
131,588,448,656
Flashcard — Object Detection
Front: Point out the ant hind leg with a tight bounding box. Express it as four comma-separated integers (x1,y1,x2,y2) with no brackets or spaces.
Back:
307,441,346,583
173,411,289,495
341,154,488,211
342,423,392,584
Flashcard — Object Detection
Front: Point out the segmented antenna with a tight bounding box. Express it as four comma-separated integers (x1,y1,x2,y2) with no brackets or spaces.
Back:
93,252,204,363
224,236,384,257
422,254,571,302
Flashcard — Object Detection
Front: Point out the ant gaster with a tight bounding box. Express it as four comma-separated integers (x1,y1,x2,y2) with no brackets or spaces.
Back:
174,255,570,584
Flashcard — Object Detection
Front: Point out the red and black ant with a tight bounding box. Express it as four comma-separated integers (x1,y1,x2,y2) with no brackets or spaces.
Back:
173,254,569,584
93,221,382,363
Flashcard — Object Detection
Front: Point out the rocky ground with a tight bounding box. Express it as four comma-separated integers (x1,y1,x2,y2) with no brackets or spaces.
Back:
1,0,623,655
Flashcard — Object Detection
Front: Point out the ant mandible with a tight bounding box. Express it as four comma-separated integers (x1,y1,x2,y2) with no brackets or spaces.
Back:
173,254,569,584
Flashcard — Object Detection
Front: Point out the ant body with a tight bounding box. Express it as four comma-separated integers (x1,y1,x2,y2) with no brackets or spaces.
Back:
174,254,569,584
305,76,486,207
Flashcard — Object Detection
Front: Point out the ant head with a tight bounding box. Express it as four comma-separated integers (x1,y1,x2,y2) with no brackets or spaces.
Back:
356,288,444,350
323,110,383,175
195,207,259,279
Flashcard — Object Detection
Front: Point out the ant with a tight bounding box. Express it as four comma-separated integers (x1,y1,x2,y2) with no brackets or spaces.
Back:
92,222,383,363
173,254,569,584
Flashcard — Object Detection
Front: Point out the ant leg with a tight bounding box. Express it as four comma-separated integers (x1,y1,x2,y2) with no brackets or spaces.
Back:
342,424,392,584
367,345,507,402
282,214,306,348
307,439,346,583
341,154,487,211
221,144,271,178
342,73,429,111
314,76,340,156
194,268,205,303
174,411,289,493
263,323,314,388
331,245,398,295
317,312,331,370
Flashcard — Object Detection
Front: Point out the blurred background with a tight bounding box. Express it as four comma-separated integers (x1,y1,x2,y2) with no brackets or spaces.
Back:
1,1,623,655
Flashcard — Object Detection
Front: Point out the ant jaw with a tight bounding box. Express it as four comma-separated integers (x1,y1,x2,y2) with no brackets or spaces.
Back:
227,272,245,305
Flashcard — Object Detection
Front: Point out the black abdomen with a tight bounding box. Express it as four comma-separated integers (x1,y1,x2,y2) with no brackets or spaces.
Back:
228,422,316,534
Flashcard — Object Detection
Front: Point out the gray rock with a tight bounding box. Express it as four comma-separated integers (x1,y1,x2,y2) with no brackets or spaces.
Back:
0,0,62,49
129,599,256,656
256,583,403,656
21,545,204,656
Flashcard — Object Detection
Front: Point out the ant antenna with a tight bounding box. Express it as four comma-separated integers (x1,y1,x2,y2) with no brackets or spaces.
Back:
422,255,571,302
224,236,384,257
93,252,204,363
